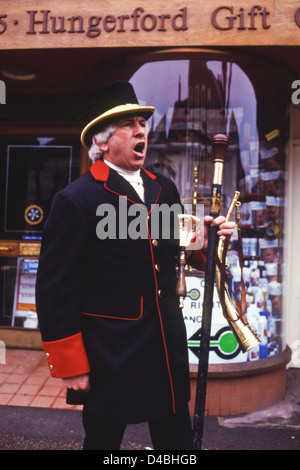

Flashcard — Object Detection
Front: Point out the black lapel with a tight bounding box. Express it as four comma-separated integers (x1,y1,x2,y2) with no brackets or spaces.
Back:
104,166,162,211
141,169,162,212
105,167,145,206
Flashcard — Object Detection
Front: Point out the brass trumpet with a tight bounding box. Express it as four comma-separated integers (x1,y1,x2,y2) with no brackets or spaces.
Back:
216,191,260,352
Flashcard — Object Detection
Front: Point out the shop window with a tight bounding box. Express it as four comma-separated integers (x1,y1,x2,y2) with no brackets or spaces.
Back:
0,135,80,328
130,58,289,363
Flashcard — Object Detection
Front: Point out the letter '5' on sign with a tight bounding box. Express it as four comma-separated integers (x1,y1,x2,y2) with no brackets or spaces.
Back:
0,80,5,104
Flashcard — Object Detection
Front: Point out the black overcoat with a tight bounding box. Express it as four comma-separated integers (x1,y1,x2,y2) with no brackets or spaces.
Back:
36,159,206,423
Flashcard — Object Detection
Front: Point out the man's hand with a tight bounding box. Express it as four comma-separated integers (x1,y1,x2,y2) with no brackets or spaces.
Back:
202,215,235,253
62,373,91,392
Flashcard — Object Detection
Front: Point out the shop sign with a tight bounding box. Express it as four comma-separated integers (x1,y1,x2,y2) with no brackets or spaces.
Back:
211,5,271,31
0,5,188,43
183,276,247,364
0,1,300,48
25,8,188,36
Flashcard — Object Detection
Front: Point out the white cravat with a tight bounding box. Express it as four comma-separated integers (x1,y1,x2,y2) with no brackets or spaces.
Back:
104,159,145,202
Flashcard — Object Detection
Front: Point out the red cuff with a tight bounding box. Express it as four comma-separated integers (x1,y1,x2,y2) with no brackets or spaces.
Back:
42,332,90,378
188,249,206,271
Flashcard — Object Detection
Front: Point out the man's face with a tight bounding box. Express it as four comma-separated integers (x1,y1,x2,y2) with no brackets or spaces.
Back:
101,116,148,171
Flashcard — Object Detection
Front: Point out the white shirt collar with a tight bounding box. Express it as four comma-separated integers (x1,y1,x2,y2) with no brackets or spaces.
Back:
103,159,144,201
103,159,141,179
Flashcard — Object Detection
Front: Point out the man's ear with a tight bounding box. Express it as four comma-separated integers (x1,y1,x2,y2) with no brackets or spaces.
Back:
93,137,108,152
99,143,109,152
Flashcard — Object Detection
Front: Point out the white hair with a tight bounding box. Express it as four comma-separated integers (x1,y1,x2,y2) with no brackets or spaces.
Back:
88,123,117,163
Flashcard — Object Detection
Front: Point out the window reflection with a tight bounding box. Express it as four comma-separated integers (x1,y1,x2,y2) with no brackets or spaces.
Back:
131,58,287,360
131,59,257,206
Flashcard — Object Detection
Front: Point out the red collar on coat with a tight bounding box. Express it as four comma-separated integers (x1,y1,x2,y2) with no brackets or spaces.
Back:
90,159,157,182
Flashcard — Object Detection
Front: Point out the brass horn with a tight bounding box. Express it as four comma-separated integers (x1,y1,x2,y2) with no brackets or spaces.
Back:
216,191,260,352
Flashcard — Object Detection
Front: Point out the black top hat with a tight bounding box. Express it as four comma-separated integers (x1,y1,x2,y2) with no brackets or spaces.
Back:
80,81,155,148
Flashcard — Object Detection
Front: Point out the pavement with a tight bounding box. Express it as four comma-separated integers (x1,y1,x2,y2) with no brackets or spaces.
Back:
0,348,300,453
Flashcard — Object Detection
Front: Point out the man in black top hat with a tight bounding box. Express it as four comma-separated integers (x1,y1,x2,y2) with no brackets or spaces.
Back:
36,81,235,450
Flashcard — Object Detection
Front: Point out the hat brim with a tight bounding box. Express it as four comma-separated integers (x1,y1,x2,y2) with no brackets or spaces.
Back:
80,103,155,148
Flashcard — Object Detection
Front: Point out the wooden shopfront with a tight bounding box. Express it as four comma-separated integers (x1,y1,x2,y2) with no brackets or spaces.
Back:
1,0,300,416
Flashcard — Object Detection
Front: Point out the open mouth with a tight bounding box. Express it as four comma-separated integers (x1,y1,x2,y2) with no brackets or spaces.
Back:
133,142,145,156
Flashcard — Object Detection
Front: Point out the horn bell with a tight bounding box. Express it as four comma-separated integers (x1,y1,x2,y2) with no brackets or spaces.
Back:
215,191,260,353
